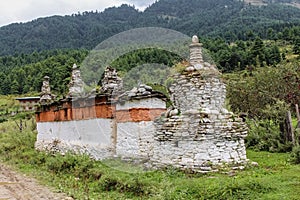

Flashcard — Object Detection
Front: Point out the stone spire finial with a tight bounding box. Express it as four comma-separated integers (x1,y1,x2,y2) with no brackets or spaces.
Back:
72,63,78,69
192,35,199,43
40,76,53,104
189,35,203,67
68,63,84,97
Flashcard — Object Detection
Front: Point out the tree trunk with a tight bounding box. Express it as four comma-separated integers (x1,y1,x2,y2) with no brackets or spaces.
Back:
295,104,300,128
285,111,295,145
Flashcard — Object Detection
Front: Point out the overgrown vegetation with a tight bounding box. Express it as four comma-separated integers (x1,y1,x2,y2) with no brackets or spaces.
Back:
224,59,300,153
245,119,293,152
0,118,300,199
226,61,300,119
290,146,300,164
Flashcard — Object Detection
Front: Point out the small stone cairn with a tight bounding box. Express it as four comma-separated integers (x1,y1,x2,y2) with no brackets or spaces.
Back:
40,76,54,104
100,66,123,95
127,84,153,97
67,64,85,98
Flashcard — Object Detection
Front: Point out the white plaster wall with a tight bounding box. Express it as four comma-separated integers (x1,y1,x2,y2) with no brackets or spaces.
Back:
37,119,112,145
36,119,113,159
116,98,166,110
116,121,154,158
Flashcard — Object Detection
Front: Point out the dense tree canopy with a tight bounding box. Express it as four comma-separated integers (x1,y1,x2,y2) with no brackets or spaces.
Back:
0,50,88,95
0,0,300,56
0,0,299,98
226,61,300,120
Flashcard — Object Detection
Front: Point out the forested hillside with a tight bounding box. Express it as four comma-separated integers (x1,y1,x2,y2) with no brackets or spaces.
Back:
0,0,300,96
1,0,300,56
0,50,88,95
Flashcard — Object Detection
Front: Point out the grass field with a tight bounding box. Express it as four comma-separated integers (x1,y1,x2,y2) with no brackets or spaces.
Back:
0,118,300,199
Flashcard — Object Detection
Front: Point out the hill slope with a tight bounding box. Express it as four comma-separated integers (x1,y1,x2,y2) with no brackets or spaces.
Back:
0,0,300,56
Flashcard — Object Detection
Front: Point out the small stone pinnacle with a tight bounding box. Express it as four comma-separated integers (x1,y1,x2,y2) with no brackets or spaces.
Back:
192,35,199,43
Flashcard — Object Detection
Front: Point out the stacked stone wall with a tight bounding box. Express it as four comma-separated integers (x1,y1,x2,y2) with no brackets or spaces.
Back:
151,69,247,172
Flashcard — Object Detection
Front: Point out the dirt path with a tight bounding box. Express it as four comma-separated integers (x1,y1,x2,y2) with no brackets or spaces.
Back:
0,164,72,200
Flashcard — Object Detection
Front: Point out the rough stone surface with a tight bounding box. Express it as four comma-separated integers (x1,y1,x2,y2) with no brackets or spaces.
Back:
150,37,248,172
116,98,166,110
117,121,155,158
40,76,54,104
101,66,123,95
189,35,203,66
68,64,84,97
123,83,158,98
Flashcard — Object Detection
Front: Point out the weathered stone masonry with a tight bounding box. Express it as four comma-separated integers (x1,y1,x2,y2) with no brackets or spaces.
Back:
149,36,248,171
35,36,248,172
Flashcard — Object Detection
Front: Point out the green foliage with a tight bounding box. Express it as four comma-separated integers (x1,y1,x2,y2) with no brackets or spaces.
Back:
245,119,293,152
171,62,188,74
292,37,300,54
111,48,183,73
0,130,36,162
1,0,300,95
108,49,183,91
0,95,22,121
11,111,34,120
290,146,300,164
226,62,300,153
0,49,88,95
162,177,273,200
226,61,300,120
204,37,282,72
0,117,7,123
0,0,300,56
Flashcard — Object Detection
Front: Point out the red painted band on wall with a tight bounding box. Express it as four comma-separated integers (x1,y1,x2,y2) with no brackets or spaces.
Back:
116,108,166,123
36,104,116,122
36,105,165,123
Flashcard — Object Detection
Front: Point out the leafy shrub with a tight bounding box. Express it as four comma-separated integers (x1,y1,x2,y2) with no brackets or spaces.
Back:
86,167,103,180
245,119,293,152
290,146,300,164
46,153,94,175
226,62,300,120
98,175,147,196
99,176,119,191
12,112,34,120
0,117,7,123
